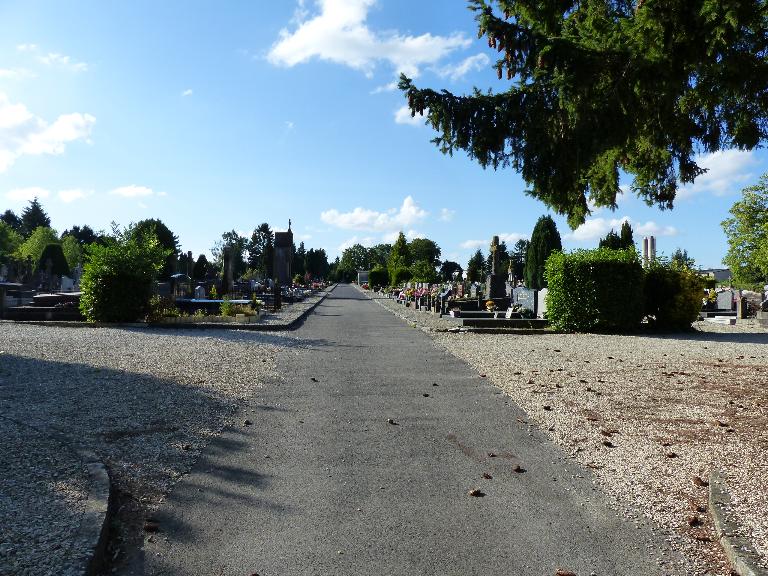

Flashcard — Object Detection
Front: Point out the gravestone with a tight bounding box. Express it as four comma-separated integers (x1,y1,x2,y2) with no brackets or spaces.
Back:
457,283,464,298
513,287,537,315
536,288,548,319
505,282,514,298
485,235,506,299
274,221,294,286
469,284,478,298
717,289,735,311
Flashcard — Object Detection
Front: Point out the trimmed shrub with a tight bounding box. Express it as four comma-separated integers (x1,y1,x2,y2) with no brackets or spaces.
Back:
368,265,388,287
79,230,168,322
644,264,703,330
545,248,644,332
391,267,412,286
38,243,70,276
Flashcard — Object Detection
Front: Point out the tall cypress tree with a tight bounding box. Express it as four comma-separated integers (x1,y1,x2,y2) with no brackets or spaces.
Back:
524,215,562,289
619,221,634,250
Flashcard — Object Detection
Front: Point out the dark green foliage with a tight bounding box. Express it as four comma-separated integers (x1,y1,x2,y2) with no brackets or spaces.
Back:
408,238,441,268
368,244,392,268
1,210,22,232
670,248,696,270
486,240,509,274
20,198,50,238
599,230,622,249
388,232,411,280
339,243,371,271
62,225,99,246
129,219,179,280
392,267,413,286
399,1,768,226
619,221,634,250
305,248,329,279
368,265,388,286
79,229,169,322
509,239,529,281
293,241,306,277
38,244,70,276
0,222,22,264
545,248,644,332
410,260,438,283
193,254,211,280
644,264,704,330
247,223,274,277
215,230,248,279
525,215,561,289
439,260,463,281
466,249,484,282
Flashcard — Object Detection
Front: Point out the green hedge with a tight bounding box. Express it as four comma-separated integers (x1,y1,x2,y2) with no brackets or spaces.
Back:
368,265,388,287
391,267,412,286
644,265,703,330
545,248,644,332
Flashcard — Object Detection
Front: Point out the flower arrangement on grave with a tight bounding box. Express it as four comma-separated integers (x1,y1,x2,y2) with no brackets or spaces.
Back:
405,287,415,299
485,299,497,311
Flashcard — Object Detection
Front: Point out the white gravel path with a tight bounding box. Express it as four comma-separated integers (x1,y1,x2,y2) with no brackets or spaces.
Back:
0,323,301,575
370,291,768,576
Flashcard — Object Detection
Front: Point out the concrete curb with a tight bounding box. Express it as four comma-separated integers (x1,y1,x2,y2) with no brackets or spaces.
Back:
709,470,767,576
73,450,113,576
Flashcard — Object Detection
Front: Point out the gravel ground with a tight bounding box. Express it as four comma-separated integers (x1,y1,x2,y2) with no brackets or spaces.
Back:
370,291,768,576
0,323,301,575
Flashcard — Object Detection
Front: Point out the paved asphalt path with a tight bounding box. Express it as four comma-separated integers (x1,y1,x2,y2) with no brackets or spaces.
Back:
142,284,678,575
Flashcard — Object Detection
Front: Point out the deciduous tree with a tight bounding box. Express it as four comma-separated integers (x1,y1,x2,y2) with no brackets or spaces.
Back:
722,174,768,284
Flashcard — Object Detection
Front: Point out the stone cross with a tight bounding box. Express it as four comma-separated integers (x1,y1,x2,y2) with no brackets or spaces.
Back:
489,235,500,275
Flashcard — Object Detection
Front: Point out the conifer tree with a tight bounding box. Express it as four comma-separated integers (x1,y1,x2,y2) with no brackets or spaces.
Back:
400,0,768,226
524,215,561,289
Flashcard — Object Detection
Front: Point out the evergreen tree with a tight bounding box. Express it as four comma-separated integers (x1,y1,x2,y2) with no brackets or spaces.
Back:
485,240,509,275
247,223,274,277
193,254,211,280
20,198,51,238
599,230,622,249
293,241,306,277
38,243,70,276
670,248,696,270
388,232,411,282
466,249,484,283
619,221,634,250
368,244,392,268
408,238,441,268
62,225,99,246
524,215,562,289
399,1,768,226
1,210,22,232
510,239,529,282
305,248,329,279
17,227,60,265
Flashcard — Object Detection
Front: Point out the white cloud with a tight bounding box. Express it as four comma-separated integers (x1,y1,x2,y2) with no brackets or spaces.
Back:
109,185,155,198
678,150,759,198
16,44,38,52
0,68,34,80
0,92,95,173
38,52,88,72
460,239,486,250
394,104,426,126
439,208,455,222
338,235,376,251
58,188,92,203
461,232,527,250
268,0,470,79
182,88,193,97
634,221,678,237
5,187,50,202
565,216,677,242
321,195,427,232
434,53,489,81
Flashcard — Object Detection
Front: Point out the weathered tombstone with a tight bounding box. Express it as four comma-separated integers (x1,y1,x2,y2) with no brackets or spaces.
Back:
194,285,206,299
736,296,747,319
485,235,506,299
717,289,734,310
457,283,464,298
537,287,548,319
274,221,294,286
469,284,478,298
505,282,514,298
60,276,74,292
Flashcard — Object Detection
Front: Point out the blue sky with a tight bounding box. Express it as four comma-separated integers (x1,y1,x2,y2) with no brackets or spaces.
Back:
1,0,765,269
